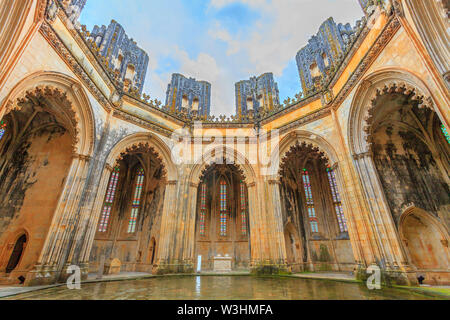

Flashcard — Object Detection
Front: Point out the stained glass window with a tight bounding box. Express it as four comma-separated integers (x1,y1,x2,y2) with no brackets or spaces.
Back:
327,166,348,233
302,169,319,233
98,167,120,232
220,179,227,236
240,181,248,236
127,168,145,233
441,124,450,144
0,120,6,141
199,183,207,236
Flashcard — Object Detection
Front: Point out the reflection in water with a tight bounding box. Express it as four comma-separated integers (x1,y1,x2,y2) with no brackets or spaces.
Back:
5,276,439,300
195,276,201,298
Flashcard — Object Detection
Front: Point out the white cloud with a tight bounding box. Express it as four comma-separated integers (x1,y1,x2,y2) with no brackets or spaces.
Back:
208,27,241,55
209,0,268,9
139,0,363,116
208,0,363,76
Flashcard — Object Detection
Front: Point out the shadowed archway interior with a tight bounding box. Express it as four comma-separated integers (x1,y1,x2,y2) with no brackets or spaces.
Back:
279,142,354,272
89,144,167,275
195,162,250,271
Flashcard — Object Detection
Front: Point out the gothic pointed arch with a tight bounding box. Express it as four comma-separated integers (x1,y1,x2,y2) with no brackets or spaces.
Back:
90,133,172,275
399,205,449,284
189,146,256,186
194,156,252,270
348,68,440,156
276,130,356,272
348,68,450,284
0,71,96,156
105,132,177,182
269,130,340,178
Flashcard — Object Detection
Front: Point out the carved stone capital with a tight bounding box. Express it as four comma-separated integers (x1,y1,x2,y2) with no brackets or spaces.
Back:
353,151,371,160
73,153,91,162
391,0,405,18
189,182,199,189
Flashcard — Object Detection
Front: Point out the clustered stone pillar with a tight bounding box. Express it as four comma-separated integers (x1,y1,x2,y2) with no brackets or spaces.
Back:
77,164,116,276
26,153,91,286
156,179,185,274
181,181,199,269
352,151,417,285
247,182,263,269
249,176,288,274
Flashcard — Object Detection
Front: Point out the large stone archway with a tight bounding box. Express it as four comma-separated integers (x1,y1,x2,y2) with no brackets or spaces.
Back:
193,161,251,271
348,68,449,285
82,132,177,276
274,130,359,273
0,72,95,285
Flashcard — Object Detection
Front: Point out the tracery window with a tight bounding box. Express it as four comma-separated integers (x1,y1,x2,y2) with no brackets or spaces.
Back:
219,179,227,236
98,167,120,232
441,124,450,144
240,181,248,236
326,166,348,233
199,183,207,236
302,169,319,233
0,120,6,141
127,168,145,233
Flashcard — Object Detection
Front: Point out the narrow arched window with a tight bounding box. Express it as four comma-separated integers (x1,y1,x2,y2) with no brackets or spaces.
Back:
240,181,248,236
0,120,7,141
441,124,450,144
199,183,207,236
302,169,319,233
98,167,120,232
219,179,227,236
127,168,145,233
326,167,348,233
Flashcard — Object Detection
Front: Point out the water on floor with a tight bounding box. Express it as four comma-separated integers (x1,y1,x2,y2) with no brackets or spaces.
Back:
4,276,440,300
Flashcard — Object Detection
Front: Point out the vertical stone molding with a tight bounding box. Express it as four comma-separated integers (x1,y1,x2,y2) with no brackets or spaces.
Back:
78,165,114,269
156,180,183,273
352,151,416,284
27,154,91,285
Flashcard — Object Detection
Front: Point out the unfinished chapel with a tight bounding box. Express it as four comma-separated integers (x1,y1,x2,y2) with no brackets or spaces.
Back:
0,0,448,288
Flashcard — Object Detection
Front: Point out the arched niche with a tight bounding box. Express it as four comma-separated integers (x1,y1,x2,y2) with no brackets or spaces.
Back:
88,134,173,275
348,68,449,282
276,132,355,272
399,206,449,284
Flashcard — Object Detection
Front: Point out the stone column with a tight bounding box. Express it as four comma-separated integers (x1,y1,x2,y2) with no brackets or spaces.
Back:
247,181,262,269
181,181,199,267
155,180,185,274
76,165,114,271
353,151,417,285
26,153,91,286
250,176,288,274
267,178,288,271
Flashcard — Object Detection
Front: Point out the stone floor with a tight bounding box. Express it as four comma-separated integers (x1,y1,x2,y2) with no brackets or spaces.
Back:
291,272,356,282
86,271,153,282
0,271,448,299
0,284,62,298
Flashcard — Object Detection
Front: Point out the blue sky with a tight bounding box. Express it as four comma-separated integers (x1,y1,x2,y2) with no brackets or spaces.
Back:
80,0,363,116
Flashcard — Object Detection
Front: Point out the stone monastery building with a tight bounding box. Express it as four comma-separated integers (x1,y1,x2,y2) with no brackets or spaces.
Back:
0,0,448,286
